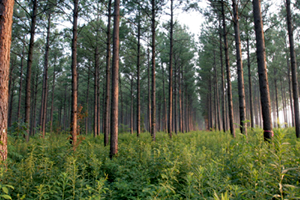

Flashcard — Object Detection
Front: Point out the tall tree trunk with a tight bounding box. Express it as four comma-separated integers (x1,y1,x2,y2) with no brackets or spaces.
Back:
246,23,254,130
104,0,112,146
286,0,300,137
17,46,25,121
25,0,38,141
147,47,151,133
213,50,218,130
32,69,39,136
110,0,120,158
8,74,15,128
7,58,15,128
280,76,287,125
97,80,101,136
174,60,177,134
130,78,133,134
168,0,173,138
136,11,141,137
232,0,247,135
94,47,99,137
85,65,90,134
179,64,183,133
120,75,123,125
274,69,279,127
219,16,225,132
162,63,167,132
0,0,14,160
222,0,235,137
151,0,156,141
40,13,51,138
287,53,294,127
70,0,78,148
252,0,273,140
50,68,56,133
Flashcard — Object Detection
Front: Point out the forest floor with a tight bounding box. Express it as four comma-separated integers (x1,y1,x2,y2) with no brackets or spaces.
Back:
2,128,300,199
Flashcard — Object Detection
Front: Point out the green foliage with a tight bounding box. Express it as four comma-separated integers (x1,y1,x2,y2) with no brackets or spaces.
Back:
4,129,300,199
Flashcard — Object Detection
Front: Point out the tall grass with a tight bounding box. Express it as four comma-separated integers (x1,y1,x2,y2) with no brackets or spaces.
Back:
2,128,300,199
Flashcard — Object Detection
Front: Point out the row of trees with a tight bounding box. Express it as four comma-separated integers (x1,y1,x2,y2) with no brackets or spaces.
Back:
1,0,300,161
198,0,300,140
1,0,201,160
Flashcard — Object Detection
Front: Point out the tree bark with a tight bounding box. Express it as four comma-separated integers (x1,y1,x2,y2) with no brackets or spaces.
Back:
104,0,112,146
221,0,235,137
17,46,25,121
151,0,156,141
85,65,90,134
136,11,141,137
110,0,120,158
25,0,38,141
233,0,247,135
286,0,300,137
246,21,254,130
94,47,99,137
70,0,79,148
252,0,273,140
168,0,173,138
147,47,151,133
219,17,225,131
130,78,133,134
40,13,51,138
50,67,56,133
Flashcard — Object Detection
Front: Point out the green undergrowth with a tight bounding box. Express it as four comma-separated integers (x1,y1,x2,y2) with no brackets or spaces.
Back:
2,128,300,199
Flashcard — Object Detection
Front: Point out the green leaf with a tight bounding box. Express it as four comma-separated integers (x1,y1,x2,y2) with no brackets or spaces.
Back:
0,194,12,199
2,187,8,194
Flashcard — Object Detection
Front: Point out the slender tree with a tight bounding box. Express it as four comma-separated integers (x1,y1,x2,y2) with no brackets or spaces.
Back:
110,0,120,158
25,0,38,141
168,0,174,138
104,0,112,146
221,0,235,137
286,0,300,138
70,0,79,148
232,0,247,135
252,0,273,140
151,0,156,141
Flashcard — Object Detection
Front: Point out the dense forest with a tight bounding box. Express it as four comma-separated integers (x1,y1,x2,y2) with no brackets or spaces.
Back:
1,0,300,199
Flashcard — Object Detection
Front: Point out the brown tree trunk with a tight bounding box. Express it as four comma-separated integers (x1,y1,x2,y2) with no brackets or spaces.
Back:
246,22,254,130
219,16,225,132
287,53,294,127
104,0,112,146
174,60,177,134
130,78,133,134
85,65,90,134
168,0,173,138
274,69,279,127
253,0,273,140
136,11,141,136
233,0,247,134
162,63,167,132
286,0,300,137
147,47,151,133
17,46,25,121
40,13,51,138
94,47,99,137
31,69,39,136
70,0,78,148
8,73,15,128
25,0,38,141
222,0,235,137
151,0,156,141
110,0,120,158
179,64,183,133
50,67,56,133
